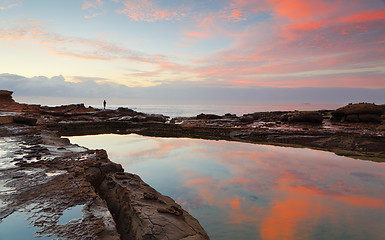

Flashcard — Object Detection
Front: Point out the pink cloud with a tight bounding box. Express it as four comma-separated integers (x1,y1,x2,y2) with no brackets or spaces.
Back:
177,0,385,88
82,0,104,18
0,0,21,10
184,31,208,38
0,21,167,64
115,0,184,22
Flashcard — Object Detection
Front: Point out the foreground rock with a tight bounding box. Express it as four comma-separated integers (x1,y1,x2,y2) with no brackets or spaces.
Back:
99,173,209,240
1,91,209,240
0,123,209,239
0,125,121,239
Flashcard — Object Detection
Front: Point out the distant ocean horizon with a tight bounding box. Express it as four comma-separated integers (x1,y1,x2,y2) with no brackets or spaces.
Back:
104,103,342,118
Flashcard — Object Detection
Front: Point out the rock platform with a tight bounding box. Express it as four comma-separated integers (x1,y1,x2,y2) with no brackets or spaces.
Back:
1,89,385,239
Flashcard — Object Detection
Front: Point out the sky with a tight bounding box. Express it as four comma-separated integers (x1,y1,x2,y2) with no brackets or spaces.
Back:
1,0,385,106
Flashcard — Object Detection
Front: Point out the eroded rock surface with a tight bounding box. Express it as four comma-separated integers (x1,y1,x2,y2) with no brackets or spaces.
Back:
1,90,209,239
0,125,120,239
99,172,209,240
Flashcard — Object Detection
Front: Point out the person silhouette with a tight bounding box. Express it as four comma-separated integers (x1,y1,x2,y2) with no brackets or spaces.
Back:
103,100,106,110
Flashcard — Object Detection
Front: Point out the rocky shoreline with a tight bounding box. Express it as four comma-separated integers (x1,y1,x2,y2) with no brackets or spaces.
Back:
1,90,385,239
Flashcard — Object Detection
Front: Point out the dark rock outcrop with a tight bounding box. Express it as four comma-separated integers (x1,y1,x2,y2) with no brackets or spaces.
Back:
13,115,38,125
0,90,40,112
331,103,384,123
196,113,221,119
239,115,254,123
282,111,323,123
41,104,95,116
0,90,15,104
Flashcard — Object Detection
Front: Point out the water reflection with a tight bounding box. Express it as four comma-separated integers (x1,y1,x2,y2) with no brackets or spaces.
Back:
69,134,385,240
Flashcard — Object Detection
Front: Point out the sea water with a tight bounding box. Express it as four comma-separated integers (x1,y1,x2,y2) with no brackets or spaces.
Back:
104,103,340,118
69,134,385,240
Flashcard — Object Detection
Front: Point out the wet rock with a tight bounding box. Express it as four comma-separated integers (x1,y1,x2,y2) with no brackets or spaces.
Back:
0,128,120,240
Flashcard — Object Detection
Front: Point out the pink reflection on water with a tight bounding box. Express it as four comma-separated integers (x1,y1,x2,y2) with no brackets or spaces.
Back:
179,140,385,238
70,134,385,239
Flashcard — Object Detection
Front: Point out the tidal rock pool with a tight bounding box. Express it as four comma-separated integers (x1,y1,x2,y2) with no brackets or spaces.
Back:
69,134,385,240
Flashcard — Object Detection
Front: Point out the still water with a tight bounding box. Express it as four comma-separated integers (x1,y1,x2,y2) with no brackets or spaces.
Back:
69,134,385,240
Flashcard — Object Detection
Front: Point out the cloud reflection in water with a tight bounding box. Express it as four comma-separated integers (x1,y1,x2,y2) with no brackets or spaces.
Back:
69,134,385,240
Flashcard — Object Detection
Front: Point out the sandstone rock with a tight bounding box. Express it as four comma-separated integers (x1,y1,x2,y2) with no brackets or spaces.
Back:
41,104,95,116
196,113,221,119
145,114,168,123
284,111,323,123
223,113,237,118
98,173,210,240
0,116,13,124
0,90,14,102
240,115,254,123
358,114,381,123
0,90,17,108
116,107,137,116
252,111,288,122
331,103,384,122
13,116,38,125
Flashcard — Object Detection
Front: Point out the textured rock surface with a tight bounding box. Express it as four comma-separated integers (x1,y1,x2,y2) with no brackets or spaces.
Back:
0,125,121,239
1,90,210,239
285,111,323,123
331,103,384,123
99,172,209,240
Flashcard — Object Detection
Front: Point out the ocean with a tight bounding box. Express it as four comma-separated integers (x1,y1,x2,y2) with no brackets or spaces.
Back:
105,103,341,118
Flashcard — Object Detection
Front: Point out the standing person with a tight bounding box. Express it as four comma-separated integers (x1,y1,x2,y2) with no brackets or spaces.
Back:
103,100,106,110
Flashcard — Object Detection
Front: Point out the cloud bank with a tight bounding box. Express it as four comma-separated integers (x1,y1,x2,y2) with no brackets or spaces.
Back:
1,74,384,106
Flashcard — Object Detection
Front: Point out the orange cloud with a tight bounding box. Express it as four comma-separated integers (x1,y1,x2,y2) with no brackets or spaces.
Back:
185,178,211,185
260,175,385,240
184,31,208,38
270,0,330,20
